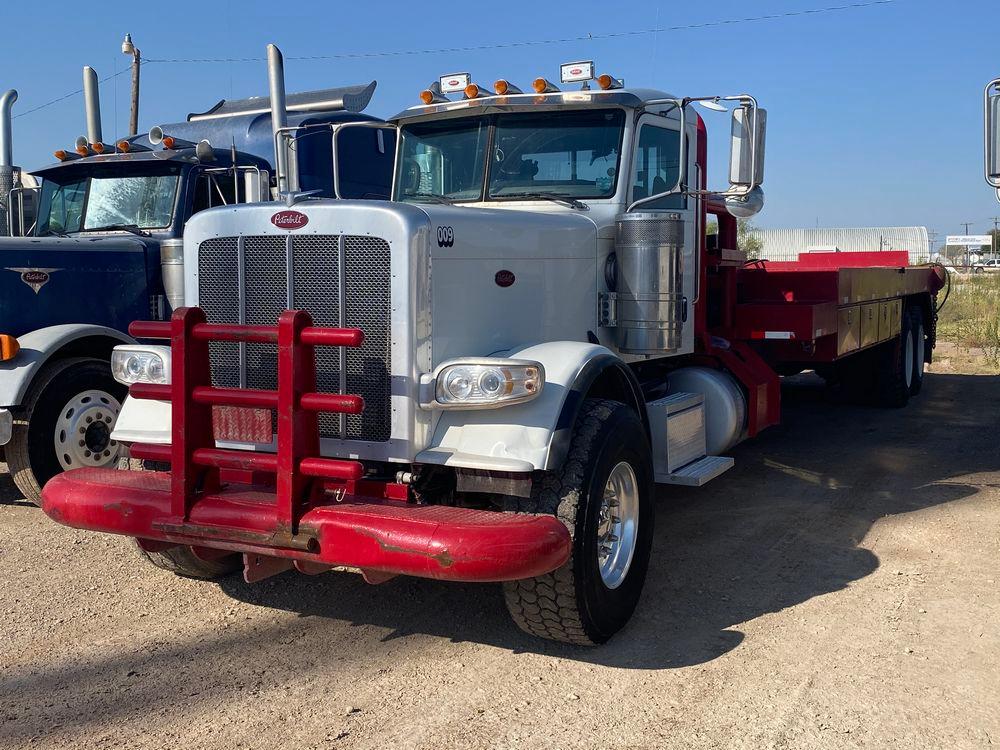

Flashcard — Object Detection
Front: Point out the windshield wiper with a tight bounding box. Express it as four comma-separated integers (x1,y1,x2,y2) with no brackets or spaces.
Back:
80,223,150,236
495,192,589,210
405,192,456,205
37,228,70,238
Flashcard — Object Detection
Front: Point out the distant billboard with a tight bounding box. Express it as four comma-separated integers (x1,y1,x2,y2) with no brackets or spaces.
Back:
946,235,991,246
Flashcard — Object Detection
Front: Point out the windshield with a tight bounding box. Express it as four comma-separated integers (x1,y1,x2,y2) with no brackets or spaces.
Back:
396,109,625,204
37,168,181,235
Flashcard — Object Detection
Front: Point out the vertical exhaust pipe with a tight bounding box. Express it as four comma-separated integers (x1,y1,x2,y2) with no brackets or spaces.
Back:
0,89,17,237
0,89,15,168
267,44,298,193
83,66,103,146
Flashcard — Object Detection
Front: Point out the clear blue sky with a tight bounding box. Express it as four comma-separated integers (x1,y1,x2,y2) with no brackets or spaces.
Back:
3,0,997,245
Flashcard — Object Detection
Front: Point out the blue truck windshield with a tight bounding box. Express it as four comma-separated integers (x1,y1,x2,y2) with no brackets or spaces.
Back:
396,109,625,204
37,169,181,235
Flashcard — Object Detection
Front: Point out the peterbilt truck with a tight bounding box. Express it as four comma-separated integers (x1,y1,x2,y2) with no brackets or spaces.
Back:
0,46,394,503
42,61,944,645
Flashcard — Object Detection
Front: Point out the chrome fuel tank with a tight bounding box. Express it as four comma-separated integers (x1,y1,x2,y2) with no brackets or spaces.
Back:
614,212,685,354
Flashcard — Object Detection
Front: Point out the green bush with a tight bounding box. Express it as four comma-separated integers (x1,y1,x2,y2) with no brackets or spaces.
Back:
937,273,1000,366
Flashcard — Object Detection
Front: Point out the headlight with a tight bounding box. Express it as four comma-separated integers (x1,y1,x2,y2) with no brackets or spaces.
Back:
433,359,544,408
111,345,171,385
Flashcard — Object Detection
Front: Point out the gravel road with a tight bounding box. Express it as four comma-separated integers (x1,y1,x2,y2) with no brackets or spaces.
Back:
1,358,998,749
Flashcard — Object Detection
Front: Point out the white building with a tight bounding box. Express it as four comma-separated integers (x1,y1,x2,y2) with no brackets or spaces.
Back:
748,227,930,265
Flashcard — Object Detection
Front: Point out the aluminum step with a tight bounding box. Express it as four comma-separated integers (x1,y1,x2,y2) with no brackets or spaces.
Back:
656,455,734,487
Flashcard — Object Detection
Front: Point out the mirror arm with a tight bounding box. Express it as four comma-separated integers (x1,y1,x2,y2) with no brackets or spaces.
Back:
985,78,1000,190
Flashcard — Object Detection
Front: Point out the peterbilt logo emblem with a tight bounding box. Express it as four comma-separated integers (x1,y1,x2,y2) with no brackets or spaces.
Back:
448,80,460,86
270,210,309,230
570,68,582,75
494,270,516,288
6,267,60,294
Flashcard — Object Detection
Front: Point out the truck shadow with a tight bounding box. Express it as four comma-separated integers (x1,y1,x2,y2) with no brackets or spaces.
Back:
215,370,997,669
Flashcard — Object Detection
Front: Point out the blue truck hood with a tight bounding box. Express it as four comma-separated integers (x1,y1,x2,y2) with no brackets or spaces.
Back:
0,235,160,338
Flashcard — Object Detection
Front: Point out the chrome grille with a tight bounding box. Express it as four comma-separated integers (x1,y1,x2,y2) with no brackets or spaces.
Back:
197,233,392,442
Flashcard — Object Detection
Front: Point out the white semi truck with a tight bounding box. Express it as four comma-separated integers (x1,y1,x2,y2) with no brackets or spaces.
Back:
41,59,944,645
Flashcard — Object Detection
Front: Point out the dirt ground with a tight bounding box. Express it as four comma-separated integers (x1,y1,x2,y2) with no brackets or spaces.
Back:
1,349,998,750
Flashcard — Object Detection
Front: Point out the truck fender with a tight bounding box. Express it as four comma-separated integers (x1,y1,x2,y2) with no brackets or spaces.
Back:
0,325,136,408
416,342,647,474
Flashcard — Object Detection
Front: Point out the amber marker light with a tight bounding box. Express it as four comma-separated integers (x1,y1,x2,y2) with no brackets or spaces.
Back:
117,140,131,153
463,83,481,99
161,136,176,150
0,335,20,362
419,89,435,105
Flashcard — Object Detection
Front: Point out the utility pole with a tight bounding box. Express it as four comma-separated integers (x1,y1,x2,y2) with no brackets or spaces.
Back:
961,221,974,235
992,217,999,258
121,33,141,137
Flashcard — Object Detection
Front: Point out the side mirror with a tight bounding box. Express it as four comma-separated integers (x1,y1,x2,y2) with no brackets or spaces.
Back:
243,169,269,203
986,78,1000,189
729,104,766,190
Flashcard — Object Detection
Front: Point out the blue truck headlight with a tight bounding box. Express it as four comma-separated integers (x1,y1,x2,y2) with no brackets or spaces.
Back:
430,359,544,408
111,345,171,385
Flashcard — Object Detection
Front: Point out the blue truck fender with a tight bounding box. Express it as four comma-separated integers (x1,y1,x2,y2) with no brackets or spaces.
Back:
0,325,136,408
415,341,647,473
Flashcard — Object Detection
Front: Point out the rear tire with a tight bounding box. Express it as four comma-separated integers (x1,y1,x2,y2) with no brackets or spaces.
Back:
135,542,241,580
874,307,913,408
503,399,654,645
908,307,926,396
7,358,126,505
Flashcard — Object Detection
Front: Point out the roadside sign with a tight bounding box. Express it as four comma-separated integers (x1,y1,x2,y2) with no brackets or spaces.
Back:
946,235,991,246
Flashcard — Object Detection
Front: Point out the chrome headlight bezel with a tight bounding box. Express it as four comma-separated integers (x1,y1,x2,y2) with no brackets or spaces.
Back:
111,345,172,386
420,358,545,410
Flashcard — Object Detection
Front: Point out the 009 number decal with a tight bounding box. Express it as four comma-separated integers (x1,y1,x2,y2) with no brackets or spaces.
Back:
436,226,455,247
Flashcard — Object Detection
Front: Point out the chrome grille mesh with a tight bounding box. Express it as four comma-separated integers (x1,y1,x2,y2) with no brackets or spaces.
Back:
197,233,392,442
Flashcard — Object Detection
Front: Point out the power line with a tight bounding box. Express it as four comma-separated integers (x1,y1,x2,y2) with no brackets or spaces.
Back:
146,1,897,64
13,63,145,120
9,0,897,121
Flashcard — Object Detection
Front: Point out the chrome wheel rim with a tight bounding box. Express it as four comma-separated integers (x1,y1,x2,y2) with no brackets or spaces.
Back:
597,461,640,589
914,322,925,379
54,390,123,470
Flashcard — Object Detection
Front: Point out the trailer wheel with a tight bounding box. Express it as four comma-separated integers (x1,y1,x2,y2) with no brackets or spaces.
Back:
874,309,914,408
7,358,127,505
503,399,654,645
908,307,926,396
134,542,242,580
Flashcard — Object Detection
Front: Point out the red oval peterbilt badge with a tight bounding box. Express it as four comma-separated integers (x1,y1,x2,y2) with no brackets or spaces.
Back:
570,68,582,75
270,210,309,230
495,270,515,288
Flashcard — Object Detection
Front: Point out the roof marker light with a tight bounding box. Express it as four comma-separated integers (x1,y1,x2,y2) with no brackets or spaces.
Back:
54,149,80,162
91,142,111,154
74,135,90,156
419,81,448,105
597,74,623,91
493,80,523,96
463,83,488,99
532,78,560,94
117,140,131,153
161,135,176,150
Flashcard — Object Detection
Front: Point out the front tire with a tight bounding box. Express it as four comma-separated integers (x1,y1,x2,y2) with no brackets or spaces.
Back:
503,399,654,645
135,542,242,579
7,358,126,505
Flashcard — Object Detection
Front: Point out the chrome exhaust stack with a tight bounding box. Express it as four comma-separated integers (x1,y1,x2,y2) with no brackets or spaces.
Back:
0,89,18,237
267,44,299,193
83,66,103,148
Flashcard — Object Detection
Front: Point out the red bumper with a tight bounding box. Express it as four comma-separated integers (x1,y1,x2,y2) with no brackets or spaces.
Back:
42,468,571,583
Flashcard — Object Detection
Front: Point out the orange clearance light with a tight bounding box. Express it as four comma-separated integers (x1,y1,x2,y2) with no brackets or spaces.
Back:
161,135,176,150
75,144,89,156
597,74,622,90
54,149,69,161
532,78,547,94
463,83,481,99
0,335,20,362
419,89,435,105
117,140,131,153
494,79,509,95
92,142,107,154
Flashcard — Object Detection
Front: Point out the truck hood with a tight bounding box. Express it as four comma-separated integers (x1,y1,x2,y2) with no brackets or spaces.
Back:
0,235,161,338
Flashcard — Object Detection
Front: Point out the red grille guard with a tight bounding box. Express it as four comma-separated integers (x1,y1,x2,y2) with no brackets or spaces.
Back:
40,308,570,583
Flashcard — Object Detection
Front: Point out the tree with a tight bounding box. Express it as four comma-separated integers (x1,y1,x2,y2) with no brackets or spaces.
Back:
738,218,762,260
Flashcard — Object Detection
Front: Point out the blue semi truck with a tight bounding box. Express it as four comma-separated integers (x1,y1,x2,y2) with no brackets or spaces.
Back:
0,48,394,502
